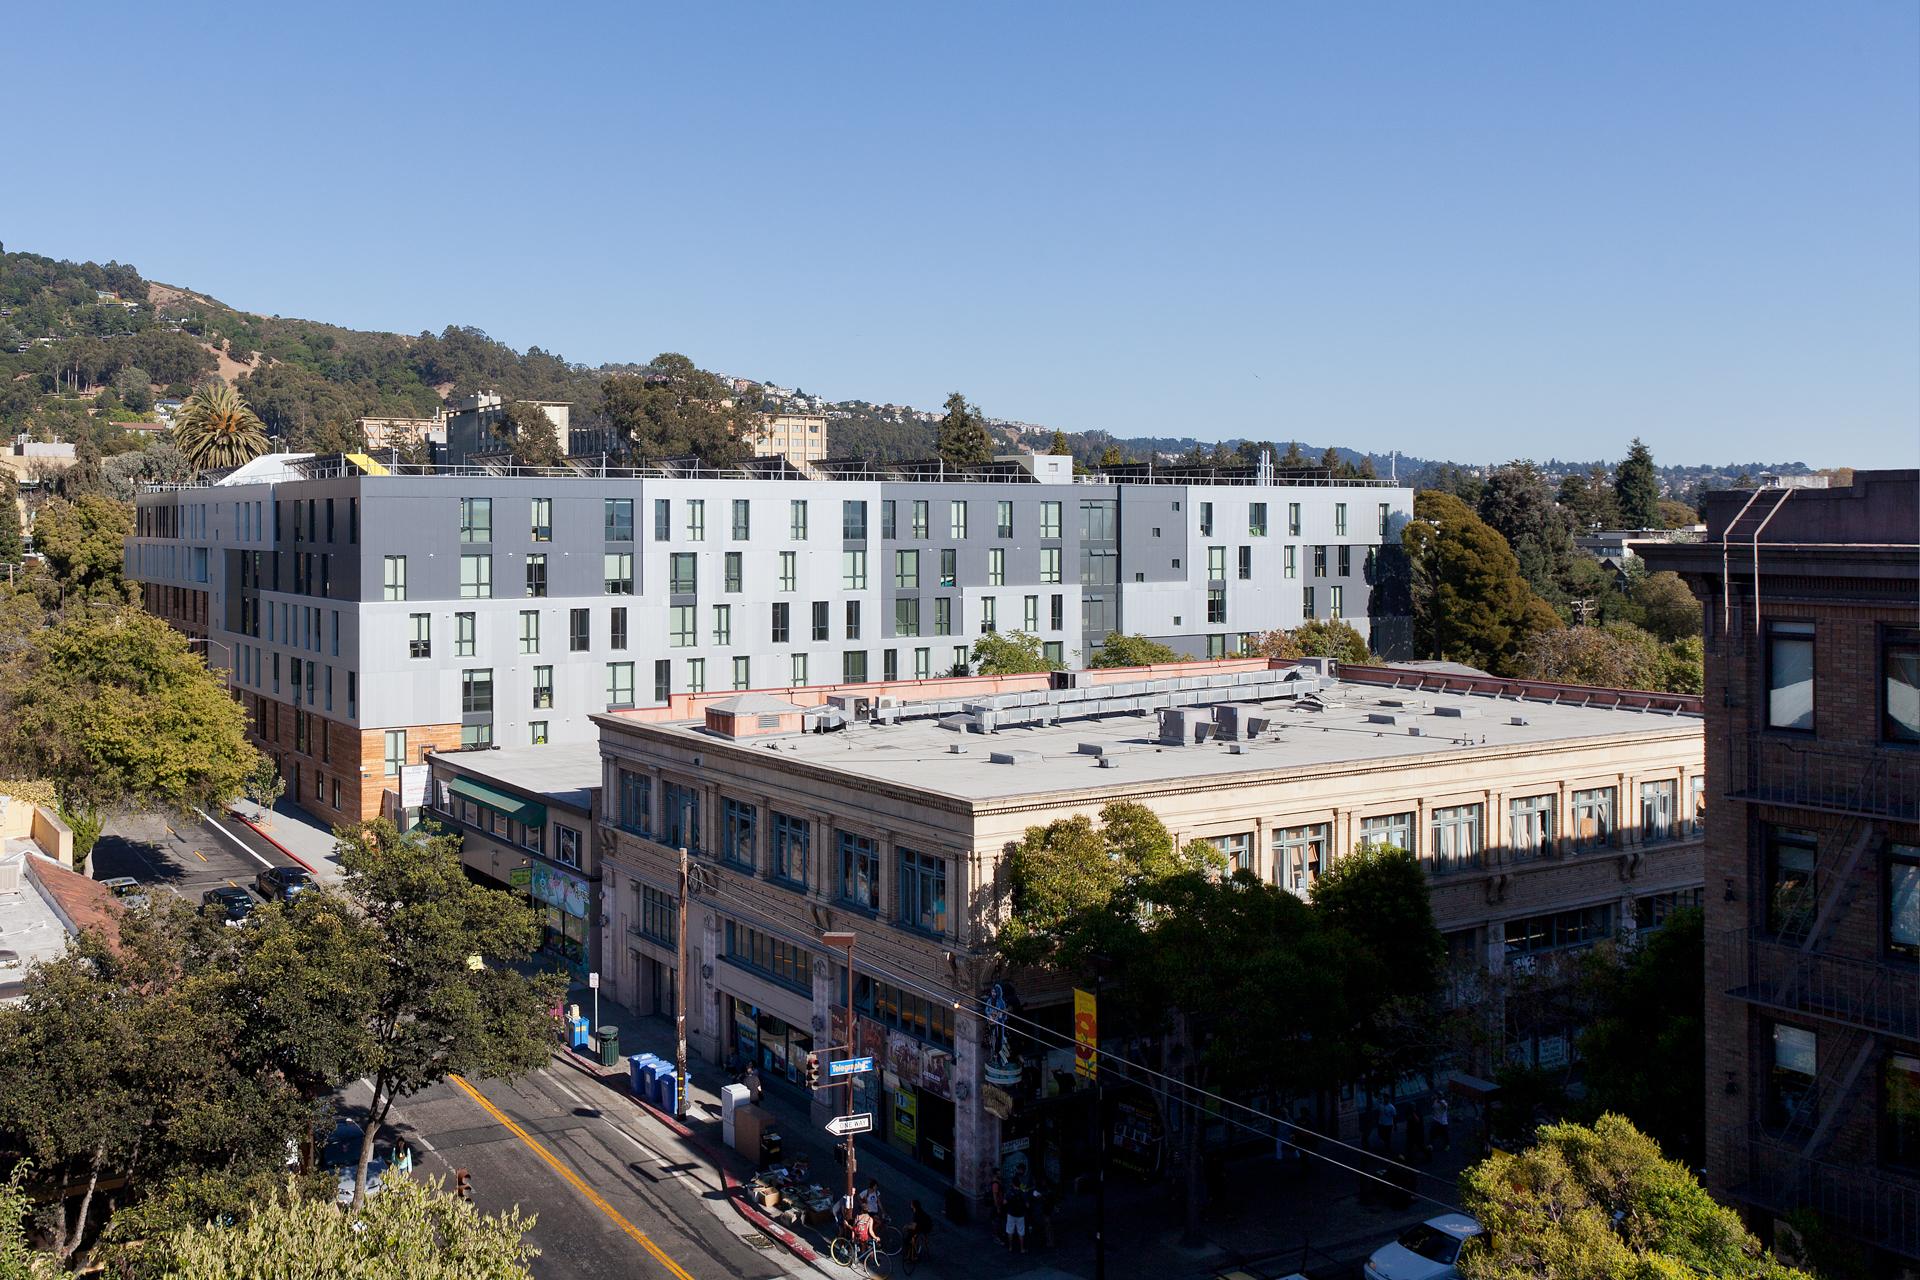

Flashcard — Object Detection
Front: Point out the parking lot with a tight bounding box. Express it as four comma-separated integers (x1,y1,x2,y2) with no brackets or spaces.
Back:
92,807,306,912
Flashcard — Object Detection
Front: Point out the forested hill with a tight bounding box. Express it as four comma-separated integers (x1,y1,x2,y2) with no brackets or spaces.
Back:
0,244,1812,491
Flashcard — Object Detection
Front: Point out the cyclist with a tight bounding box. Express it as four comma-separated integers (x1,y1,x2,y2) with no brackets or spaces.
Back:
903,1198,933,1265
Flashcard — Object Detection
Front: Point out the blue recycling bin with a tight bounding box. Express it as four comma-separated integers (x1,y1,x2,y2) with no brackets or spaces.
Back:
655,1070,679,1116
569,1016,590,1050
628,1053,658,1095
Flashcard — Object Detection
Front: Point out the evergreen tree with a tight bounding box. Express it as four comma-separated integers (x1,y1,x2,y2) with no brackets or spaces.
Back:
1614,437,1660,528
935,392,993,469
1048,428,1071,457
1555,466,1620,530
1403,492,1560,675
1098,444,1125,468
1476,461,1577,605
1278,441,1308,468
0,476,21,563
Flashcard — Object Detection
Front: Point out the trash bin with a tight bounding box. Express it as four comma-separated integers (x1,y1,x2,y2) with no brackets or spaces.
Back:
598,1026,621,1068
656,1070,679,1115
759,1129,783,1166
628,1053,657,1095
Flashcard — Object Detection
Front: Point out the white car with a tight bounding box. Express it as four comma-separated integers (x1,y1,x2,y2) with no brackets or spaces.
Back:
1365,1214,1484,1280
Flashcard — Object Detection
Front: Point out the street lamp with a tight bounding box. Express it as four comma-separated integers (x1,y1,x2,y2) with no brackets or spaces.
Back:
819,929,860,1216
186,635,233,688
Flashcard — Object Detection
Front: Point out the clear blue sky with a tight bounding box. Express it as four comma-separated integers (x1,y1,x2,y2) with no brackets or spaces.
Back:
5,2,1915,468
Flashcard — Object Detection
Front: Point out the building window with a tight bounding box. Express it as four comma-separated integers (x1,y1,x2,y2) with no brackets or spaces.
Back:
1690,775,1706,834
1023,595,1040,632
712,604,732,645
1042,640,1064,667
639,884,676,945
910,500,928,539
1207,587,1226,624
843,650,867,684
895,550,919,589
934,597,952,636
653,658,670,702
606,662,634,710
1634,888,1703,932
950,500,968,540
790,652,808,686
1766,621,1815,732
653,498,670,541
525,553,548,597
772,602,791,644
987,548,1005,587
1302,586,1316,619
1283,545,1296,579
382,730,405,776
732,656,750,689
779,550,797,591
1209,832,1253,875
1379,502,1391,536
1885,1053,1920,1169
1206,545,1225,579
1041,547,1062,584
850,973,955,1049
532,665,553,709
881,500,896,539
843,500,866,540
769,812,810,886
895,597,921,637
669,552,697,595
1199,502,1214,536
996,501,1013,538
1287,502,1302,536
1766,826,1819,940
1885,627,1920,743
610,607,627,650
898,848,948,933
1767,1023,1817,1132
844,600,861,640
940,547,957,588
1334,502,1348,536
663,603,692,647
519,610,540,655
686,657,706,693
383,555,407,601
1244,502,1265,536
730,498,750,541
1273,824,1329,895
1040,501,1062,539
1892,844,1920,959
1570,787,1616,851
408,613,430,659
1237,546,1252,580
455,612,476,658
790,499,808,540
460,722,492,749
459,497,491,543
839,548,867,591
722,798,757,870
810,601,830,642
663,781,700,852
461,668,493,715
1504,904,1616,958
530,721,548,745
605,552,634,595
618,769,650,835
554,825,581,869
1641,780,1676,843
605,498,634,542
723,921,813,994
459,554,491,599
530,497,552,542
1509,795,1555,861
838,831,880,911
685,499,705,541
1330,586,1345,618
716,550,739,593
1430,804,1483,873
1359,812,1413,854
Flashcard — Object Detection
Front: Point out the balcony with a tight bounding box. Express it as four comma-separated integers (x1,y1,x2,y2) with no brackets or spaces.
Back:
1727,1135,1920,1259
1720,927,1919,1040
1728,735,1920,821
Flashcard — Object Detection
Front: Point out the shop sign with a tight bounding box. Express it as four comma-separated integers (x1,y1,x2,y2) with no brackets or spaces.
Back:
1073,987,1099,1080
509,867,532,888
999,1137,1030,1155
529,863,589,917
1537,1034,1568,1069
893,1087,917,1147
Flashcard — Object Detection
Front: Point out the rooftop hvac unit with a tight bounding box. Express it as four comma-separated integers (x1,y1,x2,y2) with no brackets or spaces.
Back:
1158,706,1212,746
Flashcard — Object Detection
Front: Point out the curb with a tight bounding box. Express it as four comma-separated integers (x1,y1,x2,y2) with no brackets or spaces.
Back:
551,1048,821,1265
227,808,322,876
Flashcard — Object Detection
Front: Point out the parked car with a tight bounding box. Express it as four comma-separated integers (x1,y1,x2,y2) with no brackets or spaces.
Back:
99,876,150,909
200,885,256,925
255,865,315,902
1365,1215,1485,1280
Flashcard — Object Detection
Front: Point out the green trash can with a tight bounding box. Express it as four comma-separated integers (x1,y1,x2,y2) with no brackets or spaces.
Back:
597,1026,621,1068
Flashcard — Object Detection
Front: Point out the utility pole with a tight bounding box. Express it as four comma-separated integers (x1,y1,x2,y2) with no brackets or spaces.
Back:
675,843,690,1120
821,930,860,1213
1094,963,1107,1280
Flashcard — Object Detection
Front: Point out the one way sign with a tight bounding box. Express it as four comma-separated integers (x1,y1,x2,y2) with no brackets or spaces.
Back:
825,1113,874,1138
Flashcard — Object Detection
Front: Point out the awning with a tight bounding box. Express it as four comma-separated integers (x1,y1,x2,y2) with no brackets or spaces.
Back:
448,776,547,828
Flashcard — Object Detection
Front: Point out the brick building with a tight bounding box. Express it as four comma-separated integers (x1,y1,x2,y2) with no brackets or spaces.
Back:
1644,470,1920,1269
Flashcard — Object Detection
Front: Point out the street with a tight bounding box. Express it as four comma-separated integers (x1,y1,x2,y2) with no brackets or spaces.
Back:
91,807,304,904
372,1063,804,1280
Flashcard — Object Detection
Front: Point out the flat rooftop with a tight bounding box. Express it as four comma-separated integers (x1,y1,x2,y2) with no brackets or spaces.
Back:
431,742,601,811
639,675,1701,805
0,855,77,999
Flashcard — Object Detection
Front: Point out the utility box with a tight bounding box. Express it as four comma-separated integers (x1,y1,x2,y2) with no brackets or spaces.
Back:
719,1083,751,1149
732,1103,776,1164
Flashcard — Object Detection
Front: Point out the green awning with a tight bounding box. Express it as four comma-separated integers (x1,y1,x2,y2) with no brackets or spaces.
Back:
448,776,547,828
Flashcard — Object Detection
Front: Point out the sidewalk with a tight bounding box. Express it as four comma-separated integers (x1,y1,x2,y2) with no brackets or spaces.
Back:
564,985,1475,1280
226,797,346,884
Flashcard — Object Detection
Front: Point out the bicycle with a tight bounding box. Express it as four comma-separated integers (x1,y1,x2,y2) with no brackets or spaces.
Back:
830,1233,890,1277
877,1221,904,1257
900,1228,929,1274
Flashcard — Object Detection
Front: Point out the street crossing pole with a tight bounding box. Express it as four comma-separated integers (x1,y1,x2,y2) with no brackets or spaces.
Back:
675,843,690,1120
821,930,859,1215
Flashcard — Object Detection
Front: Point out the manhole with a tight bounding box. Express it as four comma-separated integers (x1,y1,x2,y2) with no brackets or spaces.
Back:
741,1232,774,1250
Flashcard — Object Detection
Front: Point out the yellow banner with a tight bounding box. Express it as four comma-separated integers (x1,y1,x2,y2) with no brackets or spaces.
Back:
1073,987,1098,1079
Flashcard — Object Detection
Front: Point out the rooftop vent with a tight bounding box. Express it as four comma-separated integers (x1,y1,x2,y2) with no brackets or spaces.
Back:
1432,705,1481,719
1508,715,1530,726
990,749,1038,766
1158,706,1213,746
1366,712,1399,725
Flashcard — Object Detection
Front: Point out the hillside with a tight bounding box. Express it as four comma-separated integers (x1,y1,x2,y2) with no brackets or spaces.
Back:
0,244,1811,495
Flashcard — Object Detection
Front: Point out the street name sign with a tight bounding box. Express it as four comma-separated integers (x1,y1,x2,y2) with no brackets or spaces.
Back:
828,1055,874,1078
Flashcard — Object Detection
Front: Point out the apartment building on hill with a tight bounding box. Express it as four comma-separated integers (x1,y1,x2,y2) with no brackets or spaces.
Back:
1642,470,1920,1268
125,452,1411,830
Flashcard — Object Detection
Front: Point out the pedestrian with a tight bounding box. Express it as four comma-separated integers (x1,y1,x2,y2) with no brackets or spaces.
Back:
862,1178,884,1220
1375,1098,1398,1154
1004,1178,1030,1254
742,1064,764,1104
1431,1096,1451,1152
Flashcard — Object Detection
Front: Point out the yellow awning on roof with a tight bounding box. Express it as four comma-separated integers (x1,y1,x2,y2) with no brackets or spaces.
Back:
345,452,389,476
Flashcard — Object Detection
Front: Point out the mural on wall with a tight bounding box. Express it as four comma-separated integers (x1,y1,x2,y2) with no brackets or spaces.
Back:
983,983,1022,1085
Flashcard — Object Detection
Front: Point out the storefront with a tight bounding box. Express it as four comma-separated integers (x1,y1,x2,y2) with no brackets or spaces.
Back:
832,982,959,1178
529,863,592,978
726,996,814,1093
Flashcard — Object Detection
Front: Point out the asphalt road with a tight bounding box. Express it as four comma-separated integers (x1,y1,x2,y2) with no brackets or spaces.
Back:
374,1064,804,1280
92,807,301,906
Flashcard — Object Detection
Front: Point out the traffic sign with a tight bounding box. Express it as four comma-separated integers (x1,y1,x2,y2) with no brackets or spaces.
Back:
828,1055,874,1078
826,1112,874,1137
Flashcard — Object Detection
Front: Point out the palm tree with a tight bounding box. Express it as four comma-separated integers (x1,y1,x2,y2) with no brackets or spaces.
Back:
173,381,269,472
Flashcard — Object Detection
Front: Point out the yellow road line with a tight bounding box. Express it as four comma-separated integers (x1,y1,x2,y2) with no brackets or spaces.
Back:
448,1074,696,1280
193,849,207,862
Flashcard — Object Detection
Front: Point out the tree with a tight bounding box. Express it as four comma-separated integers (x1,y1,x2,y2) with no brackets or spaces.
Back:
1048,428,1071,457
493,401,564,466
1460,1115,1811,1280
599,355,747,467
113,1178,537,1280
1403,492,1560,675
328,820,563,1205
1556,466,1621,531
1477,461,1577,604
1310,844,1444,1088
1614,438,1660,529
0,1168,59,1279
1088,634,1182,668
969,630,1059,676
112,365,154,414
1291,619,1371,664
1657,634,1704,695
172,382,268,472
1634,570,1702,642
1577,910,1704,1165
935,392,993,469
1246,629,1303,660
243,755,286,812
1516,622,1660,689
1278,441,1308,469
1657,498,1699,529
0,606,257,858
1097,444,1125,468
0,476,21,563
